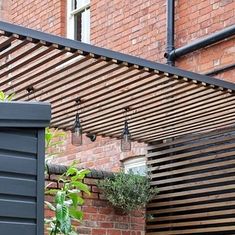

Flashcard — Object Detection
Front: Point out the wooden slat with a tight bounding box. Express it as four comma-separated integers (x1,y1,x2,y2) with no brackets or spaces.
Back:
147,121,235,143
148,192,235,208
0,44,53,80
147,128,235,234
149,149,235,171
151,158,235,180
148,133,235,158
52,75,179,126
134,108,235,140
147,199,235,214
50,70,167,113
51,76,185,126
40,61,120,102
130,104,235,138
51,79,202,122
148,126,235,150
82,85,217,132
58,83,220,131
50,74,193,117
5,52,83,94
147,208,235,222
147,218,235,229
0,40,29,60
146,226,235,235
159,174,235,192
151,164,235,186
148,140,235,161
0,36,16,52
81,89,230,133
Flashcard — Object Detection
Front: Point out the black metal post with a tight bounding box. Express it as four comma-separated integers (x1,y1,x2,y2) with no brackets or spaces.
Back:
168,24,235,61
165,0,175,66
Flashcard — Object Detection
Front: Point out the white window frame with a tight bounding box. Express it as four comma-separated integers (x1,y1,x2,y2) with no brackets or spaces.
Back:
67,0,90,43
123,156,147,176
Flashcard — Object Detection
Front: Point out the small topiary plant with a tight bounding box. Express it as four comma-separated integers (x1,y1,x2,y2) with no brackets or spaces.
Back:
97,171,159,214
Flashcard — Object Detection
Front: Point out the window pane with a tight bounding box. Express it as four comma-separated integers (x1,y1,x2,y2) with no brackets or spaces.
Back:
128,166,147,176
74,12,82,41
72,0,90,10
81,8,90,43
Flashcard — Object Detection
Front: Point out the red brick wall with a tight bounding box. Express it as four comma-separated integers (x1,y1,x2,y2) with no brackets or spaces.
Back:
0,0,11,21
10,0,66,36
52,132,147,172
45,176,145,235
90,0,235,81
91,0,166,63
175,0,235,81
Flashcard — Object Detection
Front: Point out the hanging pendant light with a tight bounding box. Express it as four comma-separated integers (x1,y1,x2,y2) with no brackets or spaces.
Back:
121,120,131,152
71,113,83,146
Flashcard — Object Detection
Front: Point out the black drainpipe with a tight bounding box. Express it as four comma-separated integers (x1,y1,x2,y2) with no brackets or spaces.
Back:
165,0,175,66
165,1,235,66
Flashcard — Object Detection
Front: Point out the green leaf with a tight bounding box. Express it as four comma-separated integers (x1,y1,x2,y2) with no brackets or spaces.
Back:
69,193,78,208
56,204,69,223
71,181,90,194
66,167,78,177
0,91,5,101
68,189,81,194
60,216,71,234
55,191,66,204
78,169,91,175
7,93,14,101
76,169,91,179
45,201,56,211
76,196,84,205
69,207,83,221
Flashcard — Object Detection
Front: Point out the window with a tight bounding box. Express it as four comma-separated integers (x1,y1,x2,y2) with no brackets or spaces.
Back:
122,156,147,176
67,0,90,43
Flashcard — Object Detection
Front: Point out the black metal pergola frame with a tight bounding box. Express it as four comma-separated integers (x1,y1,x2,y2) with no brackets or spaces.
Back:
0,21,234,143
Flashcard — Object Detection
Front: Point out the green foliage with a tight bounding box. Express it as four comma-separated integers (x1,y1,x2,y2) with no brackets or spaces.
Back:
45,127,67,164
45,127,66,152
0,91,14,101
97,171,159,213
45,163,91,235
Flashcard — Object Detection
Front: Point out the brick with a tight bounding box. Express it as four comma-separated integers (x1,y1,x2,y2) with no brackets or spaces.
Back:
77,227,92,234
83,206,98,213
107,230,122,235
100,222,114,228
92,229,107,235
115,223,129,230
99,208,113,215
122,232,131,235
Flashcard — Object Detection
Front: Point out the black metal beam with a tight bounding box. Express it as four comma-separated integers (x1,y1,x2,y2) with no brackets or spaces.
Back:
0,21,235,91
168,24,235,61
165,0,175,66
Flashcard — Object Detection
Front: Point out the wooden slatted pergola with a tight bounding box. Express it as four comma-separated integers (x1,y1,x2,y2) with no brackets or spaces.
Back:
0,21,234,143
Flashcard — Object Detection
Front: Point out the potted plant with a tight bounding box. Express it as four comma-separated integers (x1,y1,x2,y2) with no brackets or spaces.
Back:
97,171,159,214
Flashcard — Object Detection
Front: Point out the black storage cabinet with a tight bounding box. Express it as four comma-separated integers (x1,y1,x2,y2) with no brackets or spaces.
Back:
0,102,51,235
